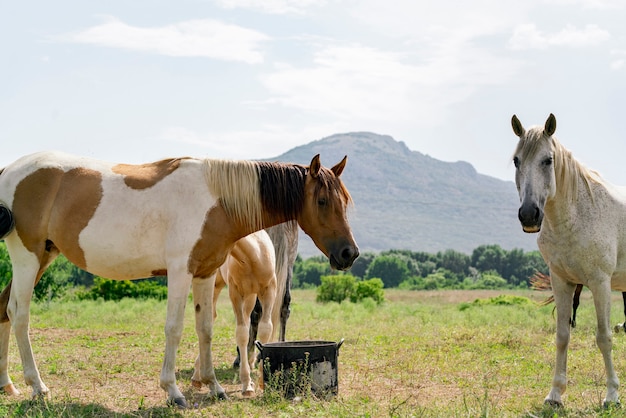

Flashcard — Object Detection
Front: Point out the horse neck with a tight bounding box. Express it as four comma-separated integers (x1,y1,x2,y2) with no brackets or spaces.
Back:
543,167,597,233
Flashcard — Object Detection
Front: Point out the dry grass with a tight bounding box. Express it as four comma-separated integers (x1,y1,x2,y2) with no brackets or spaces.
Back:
1,289,626,417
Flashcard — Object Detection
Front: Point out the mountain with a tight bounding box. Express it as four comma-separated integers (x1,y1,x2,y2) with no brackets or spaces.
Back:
270,132,537,257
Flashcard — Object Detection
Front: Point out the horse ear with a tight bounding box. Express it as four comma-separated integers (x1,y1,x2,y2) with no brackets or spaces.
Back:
309,154,321,178
511,115,525,137
544,113,557,136
331,156,347,177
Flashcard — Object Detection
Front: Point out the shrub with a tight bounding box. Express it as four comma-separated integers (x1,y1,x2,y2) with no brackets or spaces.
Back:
316,275,385,304
316,274,356,303
350,278,384,304
458,294,532,311
78,277,167,301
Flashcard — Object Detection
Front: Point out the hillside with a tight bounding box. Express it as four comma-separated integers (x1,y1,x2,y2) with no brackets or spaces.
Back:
270,132,537,257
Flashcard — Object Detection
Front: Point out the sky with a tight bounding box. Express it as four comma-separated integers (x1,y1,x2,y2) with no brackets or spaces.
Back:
2,0,626,184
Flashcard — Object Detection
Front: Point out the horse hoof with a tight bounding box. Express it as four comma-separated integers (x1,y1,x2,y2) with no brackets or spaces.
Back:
168,396,188,409
191,379,202,389
1,384,20,396
544,399,563,408
603,400,621,409
242,390,255,397
214,391,228,401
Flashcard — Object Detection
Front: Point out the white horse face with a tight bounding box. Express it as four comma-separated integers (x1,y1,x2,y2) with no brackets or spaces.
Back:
511,114,558,233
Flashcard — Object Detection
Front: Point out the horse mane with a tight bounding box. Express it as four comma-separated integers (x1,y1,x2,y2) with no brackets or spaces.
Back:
204,158,353,230
204,159,264,231
515,127,602,203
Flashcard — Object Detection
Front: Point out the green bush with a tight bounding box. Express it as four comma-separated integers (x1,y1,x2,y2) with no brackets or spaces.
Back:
458,294,532,311
350,278,384,304
316,274,356,303
78,277,167,301
316,275,385,304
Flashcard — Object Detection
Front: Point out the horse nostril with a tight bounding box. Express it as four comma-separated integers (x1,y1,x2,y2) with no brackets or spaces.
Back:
341,246,359,264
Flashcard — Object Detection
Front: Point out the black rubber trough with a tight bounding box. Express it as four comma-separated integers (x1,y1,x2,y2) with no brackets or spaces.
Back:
255,339,344,399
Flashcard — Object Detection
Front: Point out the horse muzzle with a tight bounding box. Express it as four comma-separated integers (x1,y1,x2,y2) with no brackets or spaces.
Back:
518,203,543,233
329,244,360,271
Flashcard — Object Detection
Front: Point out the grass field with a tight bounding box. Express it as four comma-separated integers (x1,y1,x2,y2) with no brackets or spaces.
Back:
2,289,626,417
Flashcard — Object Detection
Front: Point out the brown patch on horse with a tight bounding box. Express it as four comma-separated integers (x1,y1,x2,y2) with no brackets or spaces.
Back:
112,158,191,190
12,167,103,270
188,203,242,279
151,269,167,277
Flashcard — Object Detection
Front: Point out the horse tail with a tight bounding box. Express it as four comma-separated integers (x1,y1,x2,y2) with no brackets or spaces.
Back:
537,294,555,306
0,202,15,240
266,221,298,341
0,166,14,323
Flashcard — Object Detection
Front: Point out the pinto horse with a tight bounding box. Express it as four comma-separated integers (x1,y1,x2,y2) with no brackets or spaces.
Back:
201,229,277,396
511,114,626,407
0,151,359,407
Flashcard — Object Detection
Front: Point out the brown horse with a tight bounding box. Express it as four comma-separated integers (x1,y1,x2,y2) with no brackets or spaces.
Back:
0,151,359,407
200,229,277,396
229,221,298,370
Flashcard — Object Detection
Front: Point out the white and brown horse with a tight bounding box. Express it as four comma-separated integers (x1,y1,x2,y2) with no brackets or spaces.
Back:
0,151,358,407
511,114,626,407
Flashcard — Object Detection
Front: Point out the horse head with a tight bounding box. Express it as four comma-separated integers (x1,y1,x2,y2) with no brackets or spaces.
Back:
298,155,359,270
511,113,558,233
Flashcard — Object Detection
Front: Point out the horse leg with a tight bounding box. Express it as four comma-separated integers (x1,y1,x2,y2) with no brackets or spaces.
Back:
233,291,257,396
213,269,226,321
621,292,626,332
589,279,620,406
0,240,57,398
190,274,226,400
256,282,277,351
279,271,292,341
6,251,49,399
0,281,19,396
571,284,583,328
159,271,194,408
191,270,226,389
244,299,261,367
545,274,576,407
0,321,19,396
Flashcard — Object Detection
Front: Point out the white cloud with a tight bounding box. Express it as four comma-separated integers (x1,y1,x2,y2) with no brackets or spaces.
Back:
508,23,610,50
57,16,269,63
158,124,342,159
215,0,322,14
547,0,624,9
610,49,626,70
257,41,521,126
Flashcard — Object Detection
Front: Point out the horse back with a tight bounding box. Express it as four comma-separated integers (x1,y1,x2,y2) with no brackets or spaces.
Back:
0,151,214,279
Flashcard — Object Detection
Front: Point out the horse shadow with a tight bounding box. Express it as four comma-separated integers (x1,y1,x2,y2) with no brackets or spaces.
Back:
3,365,245,417
177,362,259,406
5,398,185,417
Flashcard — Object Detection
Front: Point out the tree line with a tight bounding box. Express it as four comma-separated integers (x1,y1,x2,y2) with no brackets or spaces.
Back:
0,242,547,302
294,245,548,290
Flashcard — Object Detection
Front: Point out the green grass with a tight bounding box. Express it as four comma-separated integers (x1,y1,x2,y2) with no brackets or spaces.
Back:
2,289,626,416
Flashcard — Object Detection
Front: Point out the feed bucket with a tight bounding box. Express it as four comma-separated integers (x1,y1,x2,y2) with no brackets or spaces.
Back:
255,339,344,398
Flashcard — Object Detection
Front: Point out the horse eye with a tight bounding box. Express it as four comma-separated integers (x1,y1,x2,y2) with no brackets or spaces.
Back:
513,157,520,168
543,157,553,166
318,197,327,206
